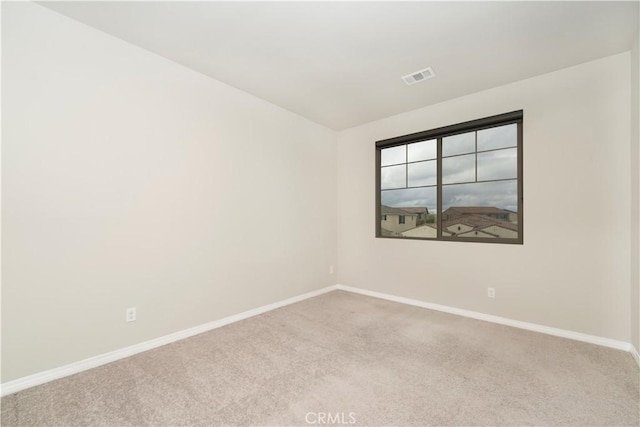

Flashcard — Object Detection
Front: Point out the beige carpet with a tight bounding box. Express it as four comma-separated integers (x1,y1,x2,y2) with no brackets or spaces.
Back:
1,290,638,426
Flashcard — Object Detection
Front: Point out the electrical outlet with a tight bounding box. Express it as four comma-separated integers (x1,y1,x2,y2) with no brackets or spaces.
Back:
126,307,136,322
487,288,496,298
329,265,334,274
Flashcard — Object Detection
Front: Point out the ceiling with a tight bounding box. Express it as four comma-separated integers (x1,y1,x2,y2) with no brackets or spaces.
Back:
40,1,639,130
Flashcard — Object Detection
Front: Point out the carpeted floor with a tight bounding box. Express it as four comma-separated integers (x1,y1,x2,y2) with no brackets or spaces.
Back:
1,290,639,426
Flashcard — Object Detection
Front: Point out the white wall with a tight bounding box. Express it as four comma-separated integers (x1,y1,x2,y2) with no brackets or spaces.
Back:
337,53,632,342
631,29,640,352
1,2,337,382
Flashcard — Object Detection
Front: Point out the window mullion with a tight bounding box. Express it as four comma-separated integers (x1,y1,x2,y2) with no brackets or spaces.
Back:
475,131,478,183
437,137,442,240
405,144,408,188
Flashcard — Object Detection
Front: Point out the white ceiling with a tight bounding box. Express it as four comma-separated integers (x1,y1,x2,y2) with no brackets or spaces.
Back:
40,1,639,130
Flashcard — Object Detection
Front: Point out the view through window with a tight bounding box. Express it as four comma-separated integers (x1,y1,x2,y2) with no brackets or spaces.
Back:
376,111,522,244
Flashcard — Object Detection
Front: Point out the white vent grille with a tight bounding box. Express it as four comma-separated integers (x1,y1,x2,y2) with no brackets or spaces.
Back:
401,67,435,86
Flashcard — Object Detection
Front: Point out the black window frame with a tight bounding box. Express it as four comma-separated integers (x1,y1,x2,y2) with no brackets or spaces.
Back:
375,110,523,245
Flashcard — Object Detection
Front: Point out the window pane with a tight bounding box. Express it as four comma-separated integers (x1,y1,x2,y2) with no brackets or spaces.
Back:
408,160,436,187
408,139,436,162
477,123,517,151
442,180,518,239
477,148,517,181
381,145,406,166
442,154,475,184
443,131,475,157
381,164,406,190
381,187,437,238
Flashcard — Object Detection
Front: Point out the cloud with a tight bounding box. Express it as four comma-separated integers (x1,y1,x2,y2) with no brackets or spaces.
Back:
382,178,517,212
408,160,436,186
442,180,517,212
478,123,517,151
477,148,517,181
381,186,437,210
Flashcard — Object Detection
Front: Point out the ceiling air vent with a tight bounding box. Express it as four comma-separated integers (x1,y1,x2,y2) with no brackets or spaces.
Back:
401,67,435,86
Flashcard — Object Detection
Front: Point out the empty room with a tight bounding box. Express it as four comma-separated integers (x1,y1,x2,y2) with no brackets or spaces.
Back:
2,1,639,426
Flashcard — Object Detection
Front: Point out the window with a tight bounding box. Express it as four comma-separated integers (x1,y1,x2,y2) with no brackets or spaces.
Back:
376,111,523,244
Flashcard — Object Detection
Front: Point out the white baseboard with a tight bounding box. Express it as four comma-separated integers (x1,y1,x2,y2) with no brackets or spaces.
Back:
631,345,640,369
3,283,636,396
335,284,633,353
0,285,338,397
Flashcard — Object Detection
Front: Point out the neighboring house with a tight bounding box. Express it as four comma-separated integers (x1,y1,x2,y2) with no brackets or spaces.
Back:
401,224,452,238
380,205,419,234
442,214,518,239
397,207,429,223
386,205,518,239
442,206,517,223
480,224,518,239
457,229,500,238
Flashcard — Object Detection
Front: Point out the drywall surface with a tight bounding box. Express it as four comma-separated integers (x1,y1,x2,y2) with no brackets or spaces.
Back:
337,53,632,342
631,30,640,351
2,2,337,382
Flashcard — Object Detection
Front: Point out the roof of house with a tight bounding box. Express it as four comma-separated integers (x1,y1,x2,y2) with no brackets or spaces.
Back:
404,223,452,236
380,228,396,237
443,206,514,215
457,229,501,238
381,205,419,216
442,214,518,232
398,207,429,215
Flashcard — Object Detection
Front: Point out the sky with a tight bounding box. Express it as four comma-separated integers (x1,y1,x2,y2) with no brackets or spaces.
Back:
380,123,518,213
